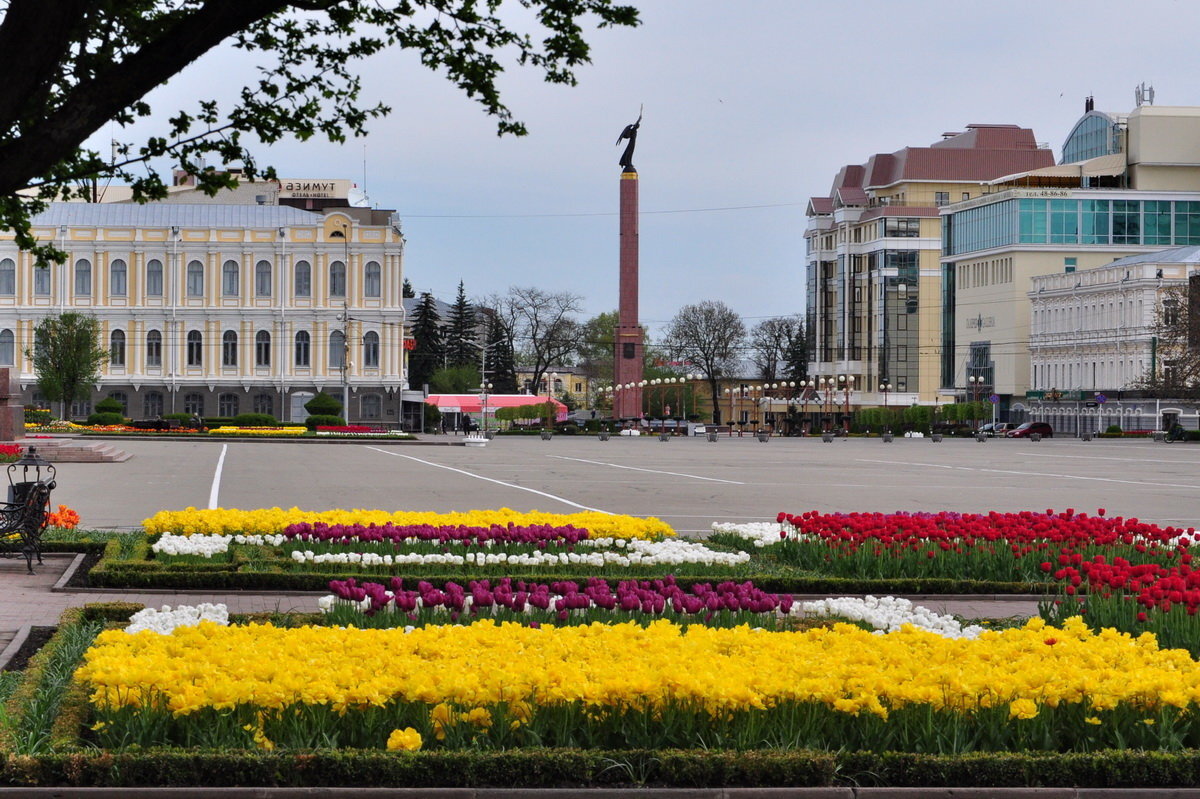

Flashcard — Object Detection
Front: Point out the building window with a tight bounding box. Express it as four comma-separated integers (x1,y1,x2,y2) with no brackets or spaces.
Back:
183,392,204,416
187,330,203,366
69,399,92,418
364,261,381,297
0,258,14,295
143,391,164,418
107,391,128,414
329,261,346,298
109,329,126,367
74,258,92,296
33,264,49,295
361,393,382,419
146,258,164,296
146,329,162,367
110,258,127,296
255,330,271,366
934,192,950,206
294,330,311,367
187,260,204,297
329,330,346,368
363,330,379,367
255,260,271,297
0,329,12,365
218,392,239,417
222,330,238,367
253,393,273,416
883,218,920,237
294,260,311,297
222,259,239,297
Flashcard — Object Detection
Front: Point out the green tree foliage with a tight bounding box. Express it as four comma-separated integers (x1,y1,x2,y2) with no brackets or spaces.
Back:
482,309,519,394
409,292,443,391
304,392,343,416
0,2,639,263
577,310,618,385
402,278,416,300
429,364,482,394
443,281,478,369
26,313,107,418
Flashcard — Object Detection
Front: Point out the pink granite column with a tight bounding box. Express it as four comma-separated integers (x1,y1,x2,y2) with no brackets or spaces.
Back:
613,169,644,419
0,368,23,442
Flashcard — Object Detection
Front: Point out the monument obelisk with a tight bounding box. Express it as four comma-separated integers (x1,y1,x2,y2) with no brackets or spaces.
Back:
613,112,644,420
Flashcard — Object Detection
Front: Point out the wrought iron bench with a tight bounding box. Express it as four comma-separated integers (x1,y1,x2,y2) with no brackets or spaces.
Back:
0,480,53,573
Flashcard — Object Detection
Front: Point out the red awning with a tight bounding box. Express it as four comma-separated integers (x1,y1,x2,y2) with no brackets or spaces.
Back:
425,394,569,422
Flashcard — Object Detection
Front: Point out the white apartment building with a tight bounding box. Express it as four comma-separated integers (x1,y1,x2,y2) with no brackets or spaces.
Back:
0,202,408,424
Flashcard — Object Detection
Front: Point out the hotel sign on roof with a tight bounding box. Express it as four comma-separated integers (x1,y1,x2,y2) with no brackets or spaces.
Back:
948,189,1073,213
279,179,352,200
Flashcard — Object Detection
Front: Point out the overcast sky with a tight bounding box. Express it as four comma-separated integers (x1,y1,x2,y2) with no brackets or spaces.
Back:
87,1,1200,339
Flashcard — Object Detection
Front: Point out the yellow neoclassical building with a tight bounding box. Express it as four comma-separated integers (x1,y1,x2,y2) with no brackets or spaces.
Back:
0,202,409,423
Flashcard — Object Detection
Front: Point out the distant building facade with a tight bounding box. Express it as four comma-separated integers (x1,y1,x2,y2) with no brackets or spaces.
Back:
0,202,408,424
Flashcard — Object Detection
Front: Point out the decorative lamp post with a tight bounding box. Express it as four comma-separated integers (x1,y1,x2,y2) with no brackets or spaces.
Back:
879,381,892,432
968,375,981,430
839,375,855,433
479,382,493,437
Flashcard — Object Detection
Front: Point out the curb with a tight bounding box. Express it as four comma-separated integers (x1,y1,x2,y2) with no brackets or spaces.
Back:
52,553,86,591
0,623,31,671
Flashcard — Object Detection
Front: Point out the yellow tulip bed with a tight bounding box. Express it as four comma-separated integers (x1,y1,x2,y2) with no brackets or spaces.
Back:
142,507,674,541
75,616,1200,753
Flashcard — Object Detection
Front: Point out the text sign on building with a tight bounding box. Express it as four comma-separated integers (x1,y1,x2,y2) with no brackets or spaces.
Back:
279,179,352,200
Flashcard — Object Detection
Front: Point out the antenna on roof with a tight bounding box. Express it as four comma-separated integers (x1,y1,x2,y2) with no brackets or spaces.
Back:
1134,82,1155,107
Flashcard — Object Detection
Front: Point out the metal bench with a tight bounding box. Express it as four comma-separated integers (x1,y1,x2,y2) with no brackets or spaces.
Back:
0,481,53,573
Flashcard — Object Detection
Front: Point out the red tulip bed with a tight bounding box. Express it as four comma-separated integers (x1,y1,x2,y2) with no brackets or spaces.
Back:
743,508,1200,654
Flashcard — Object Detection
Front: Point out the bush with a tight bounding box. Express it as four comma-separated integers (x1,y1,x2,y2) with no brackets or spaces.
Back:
24,407,53,425
423,403,442,433
305,414,346,431
162,413,192,424
304,392,343,416
1105,424,1123,434
232,413,278,427
86,412,125,426
558,424,580,435
202,417,234,427
94,397,124,414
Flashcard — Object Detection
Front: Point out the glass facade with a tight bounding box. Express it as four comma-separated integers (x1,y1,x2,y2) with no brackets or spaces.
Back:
1061,114,1120,165
946,197,1200,256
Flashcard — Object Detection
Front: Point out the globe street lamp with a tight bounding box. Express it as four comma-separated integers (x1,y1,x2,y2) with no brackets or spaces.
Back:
879,381,892,433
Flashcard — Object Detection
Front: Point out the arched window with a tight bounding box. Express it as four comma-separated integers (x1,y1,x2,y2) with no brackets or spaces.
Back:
146,258,163,296
74,258,92,296
329,329,346,368
146,329,162,367
364,260,381,298
294,330,311,367
0,258,14,295
329,260,346,298
361,393,382,419
107,391,128,414
109,329,126,367
186,330,203,366
253,393,274,416
255,330,271,367
0,329,13,366
294,260,312,297
218,392,239,417
222,259,239,297
186,260,204,296
143,391,164,418
183,392,204,416
222,330,238,367
110,258,127,296
363,330,380,368
33,263,49,295
70,398,92,418
255,260,271,297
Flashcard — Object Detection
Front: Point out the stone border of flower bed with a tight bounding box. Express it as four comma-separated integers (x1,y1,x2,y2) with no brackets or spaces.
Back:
6,604,1200,790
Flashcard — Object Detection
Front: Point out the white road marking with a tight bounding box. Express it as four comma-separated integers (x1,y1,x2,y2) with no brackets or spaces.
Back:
367,447,611,513
1025,452,1200,465
547,455,745,484
858,458,1198,489
208,444,227,509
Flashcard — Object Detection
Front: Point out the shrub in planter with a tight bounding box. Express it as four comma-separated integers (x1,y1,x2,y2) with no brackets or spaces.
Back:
86,412,125,426
202,417,235,428
1105,424,1123,434
162,413,192,425
94,397,124,414
232,413,279,427
305,414,346,431
304,392,344,416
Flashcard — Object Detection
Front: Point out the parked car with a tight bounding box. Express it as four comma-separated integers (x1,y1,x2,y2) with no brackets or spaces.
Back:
976,422,1012,437
1006,422,1053,438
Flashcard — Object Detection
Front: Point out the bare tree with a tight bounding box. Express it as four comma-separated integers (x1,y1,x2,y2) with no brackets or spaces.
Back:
662,300,746,424
749,316,804,382
486,287,583,395
1136,282,1200,396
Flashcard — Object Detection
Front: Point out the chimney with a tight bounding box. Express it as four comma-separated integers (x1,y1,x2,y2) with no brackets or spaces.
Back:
1085,95,1094,113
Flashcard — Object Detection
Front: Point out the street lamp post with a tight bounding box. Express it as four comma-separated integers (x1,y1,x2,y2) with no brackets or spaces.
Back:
839,375,855,433
879,381,892,432
968,375,982,430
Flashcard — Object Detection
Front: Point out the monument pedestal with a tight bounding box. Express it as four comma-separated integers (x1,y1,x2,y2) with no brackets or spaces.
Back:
0,368,24,443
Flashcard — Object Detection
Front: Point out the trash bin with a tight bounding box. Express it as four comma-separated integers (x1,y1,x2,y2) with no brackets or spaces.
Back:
931,434,943,443
598,432,610,441
1030,433,1042,442
540,431,553,441
882,433,893,443
822,433,834,443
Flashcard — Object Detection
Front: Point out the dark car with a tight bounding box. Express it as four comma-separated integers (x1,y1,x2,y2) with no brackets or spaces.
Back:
1006,422,1053,438
976,422,1013,437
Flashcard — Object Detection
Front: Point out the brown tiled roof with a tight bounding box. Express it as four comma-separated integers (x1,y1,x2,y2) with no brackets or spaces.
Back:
808,197,834,215
930,124,1041,151
829,164,865,194
835,186,868,206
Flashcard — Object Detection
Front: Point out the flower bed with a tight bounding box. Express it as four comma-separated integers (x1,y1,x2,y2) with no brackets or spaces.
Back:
75,615,1200,753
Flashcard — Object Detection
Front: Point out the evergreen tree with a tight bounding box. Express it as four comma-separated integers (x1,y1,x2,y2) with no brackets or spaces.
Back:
402,278,416,299
483,310,519,393
408,293,444,391
444,281,478,368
